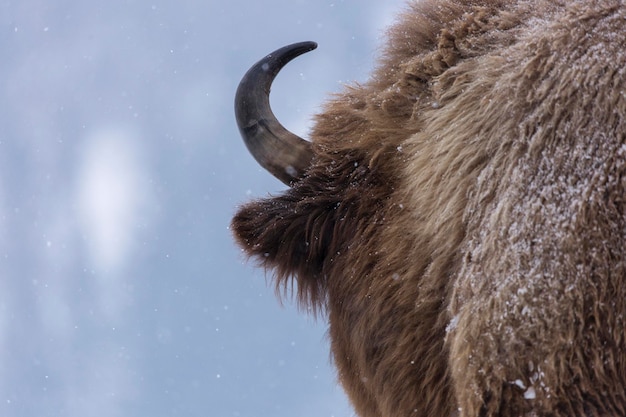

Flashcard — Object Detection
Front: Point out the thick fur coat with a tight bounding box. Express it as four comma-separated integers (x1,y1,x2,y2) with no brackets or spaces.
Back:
232,0,626,416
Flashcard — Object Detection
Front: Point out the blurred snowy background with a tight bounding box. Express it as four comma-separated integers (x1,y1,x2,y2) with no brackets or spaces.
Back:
0,0,405,416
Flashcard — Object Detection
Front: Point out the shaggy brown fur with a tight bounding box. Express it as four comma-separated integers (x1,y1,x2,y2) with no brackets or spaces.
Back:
232,0,626,416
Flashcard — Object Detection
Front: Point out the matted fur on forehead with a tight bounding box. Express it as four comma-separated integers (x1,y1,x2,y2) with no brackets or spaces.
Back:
232,147,393,312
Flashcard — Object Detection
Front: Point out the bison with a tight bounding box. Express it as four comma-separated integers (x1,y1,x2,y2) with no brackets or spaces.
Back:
231,0,626,416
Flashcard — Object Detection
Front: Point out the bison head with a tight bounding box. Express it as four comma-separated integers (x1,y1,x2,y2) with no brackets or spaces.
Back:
232,42,415,314
231,2,626,417
231,32,464,415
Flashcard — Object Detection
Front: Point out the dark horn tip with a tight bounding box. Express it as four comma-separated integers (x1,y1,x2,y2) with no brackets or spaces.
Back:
234,41,318,186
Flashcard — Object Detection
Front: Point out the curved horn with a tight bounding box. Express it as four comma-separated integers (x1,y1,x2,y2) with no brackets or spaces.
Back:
235,41,317,186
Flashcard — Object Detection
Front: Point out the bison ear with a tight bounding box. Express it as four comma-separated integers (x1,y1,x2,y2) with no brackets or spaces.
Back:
231,189,334,310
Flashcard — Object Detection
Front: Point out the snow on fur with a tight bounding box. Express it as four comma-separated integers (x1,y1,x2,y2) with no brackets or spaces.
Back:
233,1,626,416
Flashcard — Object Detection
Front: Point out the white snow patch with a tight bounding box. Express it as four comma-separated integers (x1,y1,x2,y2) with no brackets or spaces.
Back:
446,315,459,333
524,386,536,400
285,165,297,178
